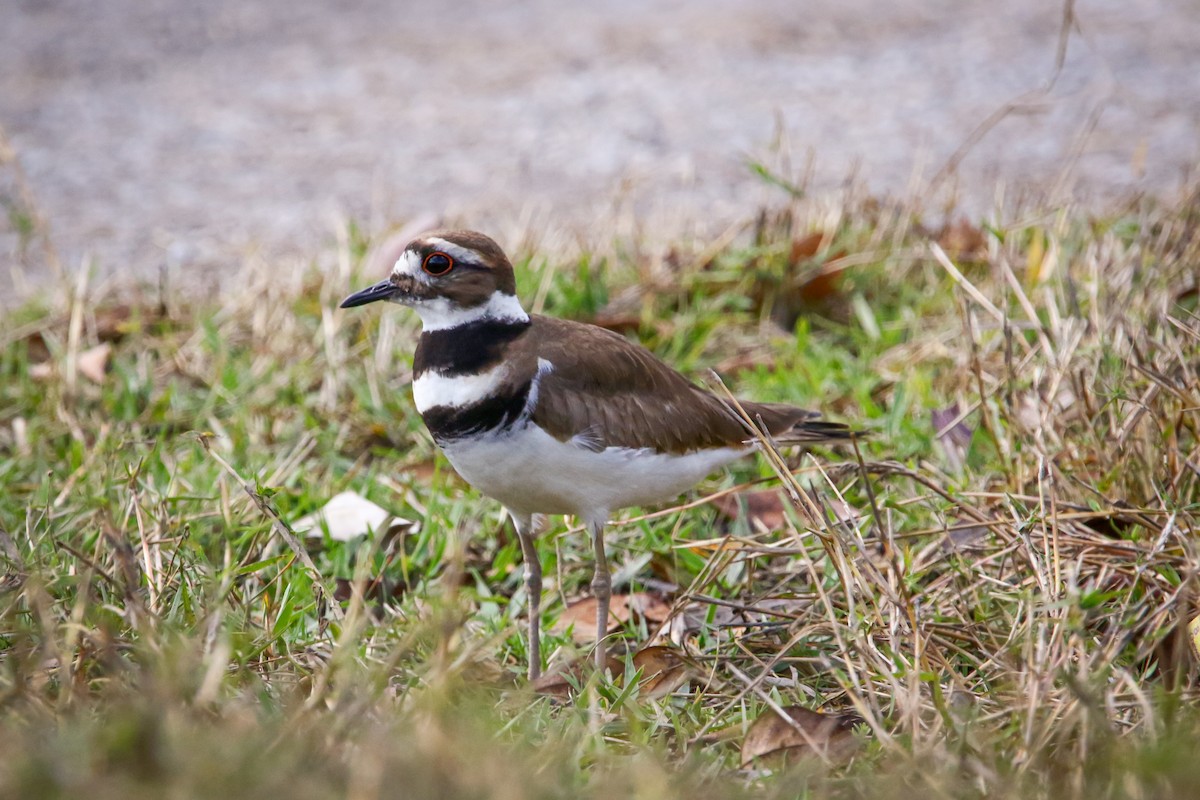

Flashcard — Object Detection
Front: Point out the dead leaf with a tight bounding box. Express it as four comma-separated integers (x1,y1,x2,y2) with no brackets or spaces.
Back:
932,403,973,473
630,645,693,698
789,231,826,262
531,653,624,697
93,303,171,342
669,600,738,644
76,343,112,383
936,218,987,261
21,331,52,362
530,669,574,697
531,646,693,698
740,229,853,329
740,706,862,767
941,517,991,554
292,491,412,542
711,489,787,532
404,459,440,483
793,268,842,305
786,232,850,316
1173,284,1198,310
550,592,671,643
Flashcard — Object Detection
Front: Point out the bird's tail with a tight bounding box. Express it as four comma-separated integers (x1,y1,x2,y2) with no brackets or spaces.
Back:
737,401,860,445
777,418,858,444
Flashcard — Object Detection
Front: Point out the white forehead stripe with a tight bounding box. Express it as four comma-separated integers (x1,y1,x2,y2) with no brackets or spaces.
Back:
413,363,510,413
392,250,422,279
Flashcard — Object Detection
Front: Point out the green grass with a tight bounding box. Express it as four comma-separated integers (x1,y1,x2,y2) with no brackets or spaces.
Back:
2,190,1200,798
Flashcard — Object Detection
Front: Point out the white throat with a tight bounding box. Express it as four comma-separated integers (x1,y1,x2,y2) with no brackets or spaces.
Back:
407,291,529,332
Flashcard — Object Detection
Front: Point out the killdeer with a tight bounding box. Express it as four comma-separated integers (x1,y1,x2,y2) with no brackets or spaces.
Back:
340,230,852,680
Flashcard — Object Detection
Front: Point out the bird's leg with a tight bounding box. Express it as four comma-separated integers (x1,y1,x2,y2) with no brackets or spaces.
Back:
512,511,543,681
588,516,612,673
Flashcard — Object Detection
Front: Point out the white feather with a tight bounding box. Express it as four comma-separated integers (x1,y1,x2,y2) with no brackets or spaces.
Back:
439,425,748,520
412,363,510,413
425,237,485,264
522,357,554,415
404,291,528,332
391,249,423,279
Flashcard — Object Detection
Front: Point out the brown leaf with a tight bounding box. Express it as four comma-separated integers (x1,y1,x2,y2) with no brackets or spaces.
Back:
789,231,826,262
711,489,787,532
630,645,693,699
740,706,862,766
788,231,850,306
550,592,671,643
404,459,440,483
531,653,624,697
936,217,987,261
93,303,169,342
794,269,843,306
744,229,853,329
531,646,694,699
21,331,52,362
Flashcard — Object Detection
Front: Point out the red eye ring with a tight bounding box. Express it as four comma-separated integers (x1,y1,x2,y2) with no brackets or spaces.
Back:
422,252,454,276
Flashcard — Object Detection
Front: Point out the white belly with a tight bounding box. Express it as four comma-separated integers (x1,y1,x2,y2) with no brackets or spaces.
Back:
439,424,748,520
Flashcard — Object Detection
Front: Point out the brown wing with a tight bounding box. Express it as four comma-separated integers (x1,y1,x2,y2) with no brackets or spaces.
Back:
527,316,850,453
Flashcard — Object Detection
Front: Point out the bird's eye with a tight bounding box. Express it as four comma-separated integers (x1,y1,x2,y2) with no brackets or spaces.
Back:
422,252,454,276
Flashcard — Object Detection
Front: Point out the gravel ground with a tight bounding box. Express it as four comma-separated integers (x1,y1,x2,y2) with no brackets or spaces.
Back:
1,0,1198,293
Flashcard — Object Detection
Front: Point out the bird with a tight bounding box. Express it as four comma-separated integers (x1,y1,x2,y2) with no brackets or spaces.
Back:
340,230,853,680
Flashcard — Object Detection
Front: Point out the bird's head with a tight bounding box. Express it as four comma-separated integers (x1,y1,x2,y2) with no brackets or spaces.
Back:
339,230,528,331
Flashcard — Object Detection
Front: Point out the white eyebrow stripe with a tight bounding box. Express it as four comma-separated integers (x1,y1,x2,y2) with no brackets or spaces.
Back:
424,238,480,264
412,362,511,413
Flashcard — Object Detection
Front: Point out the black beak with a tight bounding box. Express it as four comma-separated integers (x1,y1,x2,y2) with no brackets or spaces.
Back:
339,279,398,308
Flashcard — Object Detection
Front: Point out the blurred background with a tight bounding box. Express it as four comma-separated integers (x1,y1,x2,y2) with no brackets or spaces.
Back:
1,0,1197,291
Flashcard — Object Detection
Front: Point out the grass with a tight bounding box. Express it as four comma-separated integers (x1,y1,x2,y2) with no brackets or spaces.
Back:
2,187,1199,798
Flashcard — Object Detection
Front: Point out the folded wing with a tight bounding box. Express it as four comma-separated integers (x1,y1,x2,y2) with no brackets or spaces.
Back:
526,316,851,454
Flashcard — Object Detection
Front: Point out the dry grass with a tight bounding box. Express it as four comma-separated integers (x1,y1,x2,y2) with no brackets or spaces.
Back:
2,187,1200,798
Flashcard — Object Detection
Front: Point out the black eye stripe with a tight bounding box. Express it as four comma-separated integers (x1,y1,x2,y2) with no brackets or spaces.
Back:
422,251,454,275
